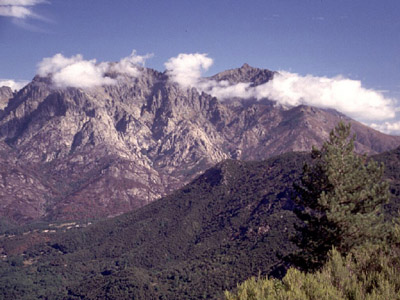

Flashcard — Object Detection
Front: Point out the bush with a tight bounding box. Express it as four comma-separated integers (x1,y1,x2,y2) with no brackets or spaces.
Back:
225,222,400,300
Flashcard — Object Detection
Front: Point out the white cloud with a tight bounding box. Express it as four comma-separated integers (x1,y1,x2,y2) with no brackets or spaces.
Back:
37,53,84,77
0,79,29,91
0,0,45,5
165,53,396,122
253,72,396,121
52,60,115,89
0,5,31,18
370,121,400,135
37,50,152,89
37,54,113,88
205,81,253,99
109,50,153,77
164,53,213,87
0,0,47,19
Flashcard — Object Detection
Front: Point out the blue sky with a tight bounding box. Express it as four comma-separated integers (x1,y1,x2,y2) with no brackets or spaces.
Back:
1,0,400,133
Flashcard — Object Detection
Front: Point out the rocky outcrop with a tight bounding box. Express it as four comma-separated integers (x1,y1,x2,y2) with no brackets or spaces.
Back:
211,63,275,86
0,86,13,110
0,65,399,223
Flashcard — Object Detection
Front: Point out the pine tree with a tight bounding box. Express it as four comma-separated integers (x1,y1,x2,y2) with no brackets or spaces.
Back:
291,122,390,270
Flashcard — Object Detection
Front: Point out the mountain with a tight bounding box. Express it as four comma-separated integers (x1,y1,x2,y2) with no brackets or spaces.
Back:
0,147,399,299
210,63,275,86
0,64,399,223
0,86,13,110
0,141,53,222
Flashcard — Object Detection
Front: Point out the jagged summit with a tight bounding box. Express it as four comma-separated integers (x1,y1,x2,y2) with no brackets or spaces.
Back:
0,65,399,223
211,63,276,86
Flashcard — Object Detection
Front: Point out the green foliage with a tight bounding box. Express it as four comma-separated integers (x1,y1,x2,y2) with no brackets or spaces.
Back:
225,123,398,300
225,221,400,300
373,146,400,219
0,155,306,299
0,258,66,300
292,122,390,270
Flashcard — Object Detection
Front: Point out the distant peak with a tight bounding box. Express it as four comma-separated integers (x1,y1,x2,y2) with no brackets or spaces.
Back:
211,64,275,86
239,63,260,72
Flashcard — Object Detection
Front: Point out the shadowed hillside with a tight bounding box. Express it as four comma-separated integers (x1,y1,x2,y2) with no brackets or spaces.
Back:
1,146,399,299
0,153,306,299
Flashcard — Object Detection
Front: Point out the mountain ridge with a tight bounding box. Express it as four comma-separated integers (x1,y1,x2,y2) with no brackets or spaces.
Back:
0,86,13,110
0,64,399,223
210,63,276,86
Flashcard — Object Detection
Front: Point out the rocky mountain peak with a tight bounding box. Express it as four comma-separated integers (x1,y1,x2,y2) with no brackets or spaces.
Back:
211,64,275,86
0,65,399,224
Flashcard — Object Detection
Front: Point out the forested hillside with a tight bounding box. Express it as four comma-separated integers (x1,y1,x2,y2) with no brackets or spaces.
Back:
0,131,399,299
225,124,400,300
0,152,306,299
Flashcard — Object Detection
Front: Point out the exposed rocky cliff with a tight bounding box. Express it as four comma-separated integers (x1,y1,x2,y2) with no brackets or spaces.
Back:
1,64,399,223
0,86,13,110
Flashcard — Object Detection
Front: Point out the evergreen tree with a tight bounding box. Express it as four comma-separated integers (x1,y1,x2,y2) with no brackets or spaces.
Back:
291,122,389,270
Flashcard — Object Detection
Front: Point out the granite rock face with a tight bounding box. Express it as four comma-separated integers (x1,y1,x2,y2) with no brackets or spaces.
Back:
0,86,13,110
1,65,399,223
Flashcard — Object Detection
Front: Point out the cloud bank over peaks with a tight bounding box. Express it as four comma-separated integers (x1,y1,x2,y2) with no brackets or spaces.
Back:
165,53,213,87
0,79,29,91
165,53,396,123
37,50,153,89
110,50,153,76
254,71,396,121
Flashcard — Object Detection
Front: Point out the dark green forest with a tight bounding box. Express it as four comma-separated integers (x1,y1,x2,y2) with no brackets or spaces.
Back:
0,152,307,299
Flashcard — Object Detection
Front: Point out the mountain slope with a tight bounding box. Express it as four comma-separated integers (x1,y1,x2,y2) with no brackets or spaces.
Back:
0,64,399,223
1,146,399,299
0,86,13,110
0,152,306,299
